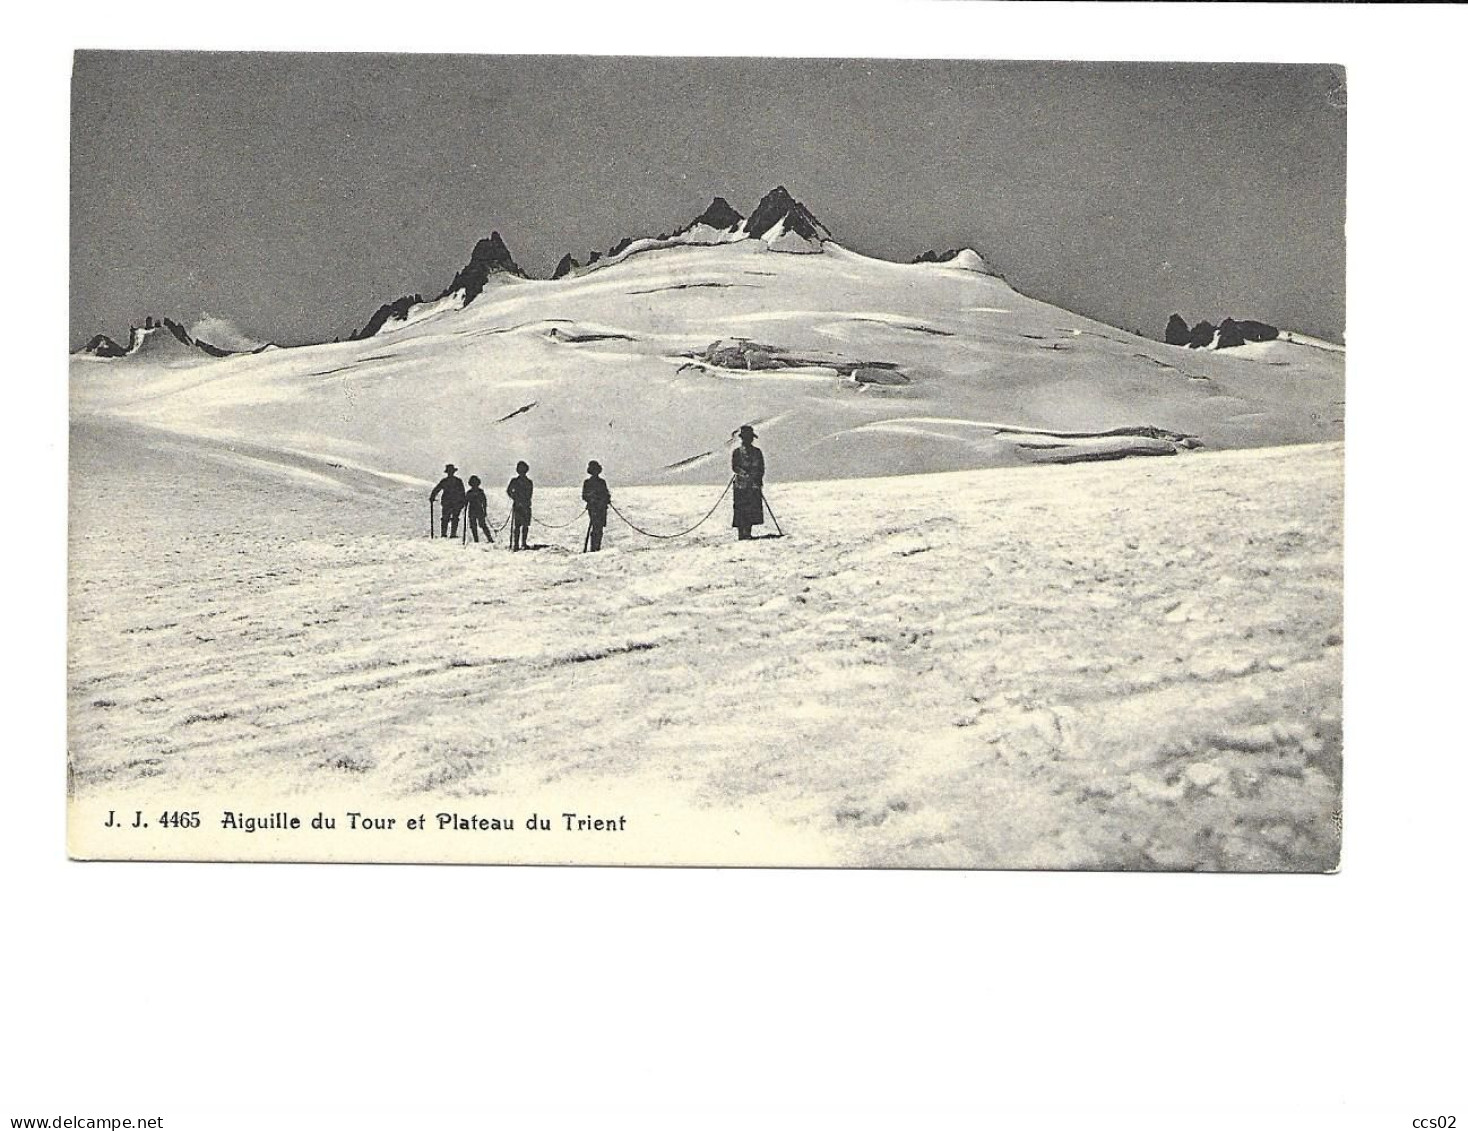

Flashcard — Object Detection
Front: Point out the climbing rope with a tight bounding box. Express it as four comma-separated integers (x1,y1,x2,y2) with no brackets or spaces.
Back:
609,478,734,540
531,506,588,530
435,479,774,548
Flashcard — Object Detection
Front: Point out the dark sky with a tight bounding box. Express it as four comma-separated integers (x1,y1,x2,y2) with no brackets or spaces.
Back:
71,53,1345,348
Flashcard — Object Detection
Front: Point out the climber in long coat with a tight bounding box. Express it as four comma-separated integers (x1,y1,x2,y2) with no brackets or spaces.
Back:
731,425,765,540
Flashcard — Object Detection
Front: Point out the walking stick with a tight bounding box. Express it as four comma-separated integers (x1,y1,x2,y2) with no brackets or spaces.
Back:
761,489,784,537
430,498,436,538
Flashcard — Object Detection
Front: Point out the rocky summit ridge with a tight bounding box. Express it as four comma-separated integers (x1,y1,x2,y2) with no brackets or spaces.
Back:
742,185,830,242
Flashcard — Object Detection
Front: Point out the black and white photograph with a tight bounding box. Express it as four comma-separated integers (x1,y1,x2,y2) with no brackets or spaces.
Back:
9,2,1467,1127
67,52,1346,869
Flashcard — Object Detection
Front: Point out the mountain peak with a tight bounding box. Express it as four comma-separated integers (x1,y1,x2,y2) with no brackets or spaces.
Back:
351,294,424,341
441,231,526,302
688,196,744,233
128,316,193,352
744,186,830,243
78,332,128,358
74,314,240,360
754,184,795,211
912,247,996,275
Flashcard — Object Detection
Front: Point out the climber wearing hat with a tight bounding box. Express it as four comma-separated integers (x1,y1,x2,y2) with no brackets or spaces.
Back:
430,463,466,538
506,461,534,551
581,460,611,553
464,475,493,544
731,425,765,540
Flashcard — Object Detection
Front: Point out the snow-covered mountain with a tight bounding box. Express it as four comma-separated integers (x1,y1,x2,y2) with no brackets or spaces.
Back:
742,184,831,252
1165,312,1289,352
67,187,1344,870
73,316,248,363
78,333,128,358
349,231,529,340
440,231,527,299
554,188,801,277
680,195,744,236
913,247,997,275
70,188,1344,488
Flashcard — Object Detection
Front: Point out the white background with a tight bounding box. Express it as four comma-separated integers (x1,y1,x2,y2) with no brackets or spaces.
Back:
3,3,1464,1128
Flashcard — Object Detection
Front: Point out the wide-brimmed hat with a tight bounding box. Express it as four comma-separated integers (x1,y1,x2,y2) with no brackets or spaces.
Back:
587,460,602,474
444,463,457,473
738,424,757,439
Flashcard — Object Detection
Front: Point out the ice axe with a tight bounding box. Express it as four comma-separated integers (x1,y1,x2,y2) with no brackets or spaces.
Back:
760,489,784,537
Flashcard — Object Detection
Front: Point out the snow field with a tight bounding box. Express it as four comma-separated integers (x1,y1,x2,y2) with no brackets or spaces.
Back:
71,240,1345,489
68,420,1342,868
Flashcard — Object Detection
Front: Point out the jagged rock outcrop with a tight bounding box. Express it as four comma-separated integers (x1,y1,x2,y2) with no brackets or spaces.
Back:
124,314,176,350
440,232,526,303
351,232,526,340
1186,320,1218,349
132,317,195,348
701,339,783,370
1216,318,1280,349
1215,319,1248,350
682,196,744,233
690,339,905,381
79,333,128,357
553,190,823,277
133,317,232,356
743,186,830,243
76,315,243,359
352,295,423,341
911,247,995,274
1168,313,1280,350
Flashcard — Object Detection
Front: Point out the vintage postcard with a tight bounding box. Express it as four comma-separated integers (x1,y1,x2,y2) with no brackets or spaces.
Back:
67,54,1344,868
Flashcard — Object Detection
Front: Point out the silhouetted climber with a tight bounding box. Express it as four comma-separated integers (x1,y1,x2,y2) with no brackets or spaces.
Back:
731,425,765,540
582,461,611,552
465,475,493,544
507,461,533,551
430,463,466,538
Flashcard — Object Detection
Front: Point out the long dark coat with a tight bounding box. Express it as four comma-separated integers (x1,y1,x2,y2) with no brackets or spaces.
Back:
731,444,765,529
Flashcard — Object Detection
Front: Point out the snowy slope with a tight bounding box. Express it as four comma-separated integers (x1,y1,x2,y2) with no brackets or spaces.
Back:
70,238,1344,489
68,417,1342,869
